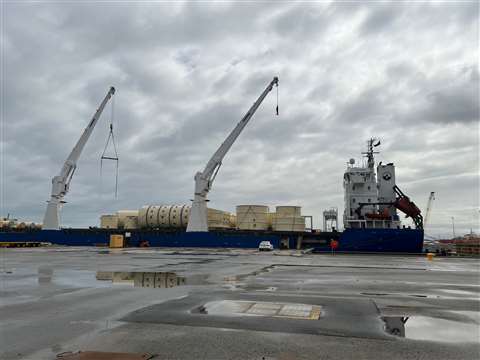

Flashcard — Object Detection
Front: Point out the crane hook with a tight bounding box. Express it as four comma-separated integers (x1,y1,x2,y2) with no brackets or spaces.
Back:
275,81,279,116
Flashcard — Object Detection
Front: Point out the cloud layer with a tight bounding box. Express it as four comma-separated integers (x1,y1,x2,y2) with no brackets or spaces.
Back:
2,1,478,237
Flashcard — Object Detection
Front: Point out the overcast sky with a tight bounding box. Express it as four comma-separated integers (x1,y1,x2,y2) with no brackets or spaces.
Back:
1,1,478,237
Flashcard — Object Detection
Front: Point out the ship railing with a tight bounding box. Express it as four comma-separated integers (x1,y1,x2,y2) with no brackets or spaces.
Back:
346,219,397,229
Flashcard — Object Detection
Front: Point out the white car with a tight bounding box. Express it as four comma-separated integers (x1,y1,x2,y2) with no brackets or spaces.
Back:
258,241,274,251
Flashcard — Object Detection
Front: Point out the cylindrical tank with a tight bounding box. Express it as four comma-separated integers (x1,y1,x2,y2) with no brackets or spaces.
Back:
275,206,301,217
170,205,190,227
117,210,139,229
138,205,191,228
236,205,269,230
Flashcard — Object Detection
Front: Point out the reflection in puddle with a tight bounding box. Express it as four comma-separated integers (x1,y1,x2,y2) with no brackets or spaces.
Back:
383,316,480,343
96,271,186,288
383,316,408,337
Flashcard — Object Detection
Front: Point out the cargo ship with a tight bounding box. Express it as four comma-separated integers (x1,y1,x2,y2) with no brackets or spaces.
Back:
1,139,424,253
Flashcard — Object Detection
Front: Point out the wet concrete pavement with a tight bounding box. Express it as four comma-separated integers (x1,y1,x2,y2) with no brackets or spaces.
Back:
0,247,479,359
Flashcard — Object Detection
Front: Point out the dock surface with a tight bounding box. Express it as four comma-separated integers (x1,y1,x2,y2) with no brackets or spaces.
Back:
1,247,479,359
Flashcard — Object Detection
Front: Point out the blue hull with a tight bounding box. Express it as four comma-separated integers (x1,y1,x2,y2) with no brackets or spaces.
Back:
335,228,424,253
0,228,423,253
0,230,282,249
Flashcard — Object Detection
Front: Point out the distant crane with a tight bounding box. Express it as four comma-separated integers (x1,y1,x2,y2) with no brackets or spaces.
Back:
43,87,116,230
424,192,435,229
187,77,279,232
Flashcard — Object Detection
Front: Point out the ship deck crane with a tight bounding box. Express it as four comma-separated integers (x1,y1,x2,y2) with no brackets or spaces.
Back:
186,77,279,232
43,87,116,230
356,185,424,229
424,191,435,228
393,185,423,229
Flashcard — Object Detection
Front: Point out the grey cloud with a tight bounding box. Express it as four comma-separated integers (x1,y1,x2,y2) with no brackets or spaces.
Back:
360,3,402,35
2,1,478,237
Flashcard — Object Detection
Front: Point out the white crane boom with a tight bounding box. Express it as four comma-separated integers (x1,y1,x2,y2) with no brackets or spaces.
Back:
424,191,435,228
43,86,116,230
187,76,279,232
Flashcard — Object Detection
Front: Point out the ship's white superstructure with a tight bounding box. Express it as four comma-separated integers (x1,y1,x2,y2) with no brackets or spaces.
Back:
343,139,401,229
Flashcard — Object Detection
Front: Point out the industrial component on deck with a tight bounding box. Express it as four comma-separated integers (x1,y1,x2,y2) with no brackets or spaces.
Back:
272,206,305,232
43,87,116,230
116,210,139,229
323,207,338,232
136,205,233,229
236,205,270,230
100,214,118,229
424,191,435,228
187,76,279,232
138,205,190,228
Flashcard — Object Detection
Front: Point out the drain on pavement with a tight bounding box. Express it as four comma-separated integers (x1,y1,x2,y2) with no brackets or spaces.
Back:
195,300,322,320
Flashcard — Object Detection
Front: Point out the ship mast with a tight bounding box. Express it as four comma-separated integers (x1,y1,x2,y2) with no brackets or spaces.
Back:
362,138,380,170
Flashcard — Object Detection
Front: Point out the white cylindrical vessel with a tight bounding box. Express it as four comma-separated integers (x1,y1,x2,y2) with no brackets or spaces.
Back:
138,205,234,229
236,205,269,230
138,206,149,228
158,205,170,227
169,205,190,227
138,205,191,228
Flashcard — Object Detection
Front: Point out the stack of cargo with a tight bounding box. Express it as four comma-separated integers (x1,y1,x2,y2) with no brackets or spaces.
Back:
207,208,233,229
100,215,118,229
101,204,305,233
454,236,480,257
0,218,41,230
236,205,270,230
272,206,305,232
100,211,137,229
102,205,234,230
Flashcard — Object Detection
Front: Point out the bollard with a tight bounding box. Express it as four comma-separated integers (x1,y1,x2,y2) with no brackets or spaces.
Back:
427,252,435,261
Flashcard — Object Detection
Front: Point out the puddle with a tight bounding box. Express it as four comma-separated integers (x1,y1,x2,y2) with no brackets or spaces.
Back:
361,292,390,296
438,289,478,296
383,316,480,343
96,271,208,288
193,300,322,320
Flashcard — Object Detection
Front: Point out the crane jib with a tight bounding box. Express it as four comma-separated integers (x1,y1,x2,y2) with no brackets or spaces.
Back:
186,76,278,232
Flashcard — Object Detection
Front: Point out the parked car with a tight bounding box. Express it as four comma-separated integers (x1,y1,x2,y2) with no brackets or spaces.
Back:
258,241,274,251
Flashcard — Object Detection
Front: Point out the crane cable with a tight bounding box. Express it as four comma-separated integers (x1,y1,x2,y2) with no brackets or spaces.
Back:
276,81,279,116
100,95,119,199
